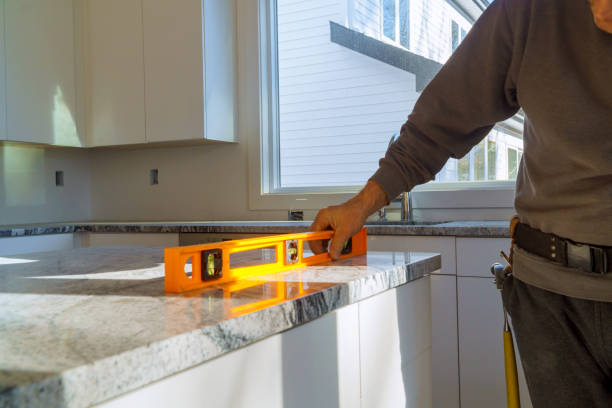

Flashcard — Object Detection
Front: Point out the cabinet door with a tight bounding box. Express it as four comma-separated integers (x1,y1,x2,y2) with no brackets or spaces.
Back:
456,237,511,277
0,0,5,141
5,0,81,146
359,277,432,408
458,277,532,408
86,0,145,146
142,0,204,143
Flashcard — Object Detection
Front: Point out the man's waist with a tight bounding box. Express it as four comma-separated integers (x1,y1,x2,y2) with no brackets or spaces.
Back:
514,222,612,274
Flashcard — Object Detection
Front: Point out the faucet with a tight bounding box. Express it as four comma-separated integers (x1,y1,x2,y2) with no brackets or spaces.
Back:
391,191,413,222
387,133,414,223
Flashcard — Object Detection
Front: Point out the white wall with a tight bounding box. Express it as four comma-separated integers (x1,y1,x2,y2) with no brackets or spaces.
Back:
88,142,293,221
0,143,91,225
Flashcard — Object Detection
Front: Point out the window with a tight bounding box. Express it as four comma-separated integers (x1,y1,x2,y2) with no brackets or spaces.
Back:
507,147,523,179
382,0,410,48
251,0,523,214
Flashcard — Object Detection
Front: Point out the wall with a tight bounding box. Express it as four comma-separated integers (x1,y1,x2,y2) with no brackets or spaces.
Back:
0,143,91,225
88,141,294,221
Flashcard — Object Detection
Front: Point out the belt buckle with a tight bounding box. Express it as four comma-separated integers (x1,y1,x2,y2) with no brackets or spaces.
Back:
567,242,608,274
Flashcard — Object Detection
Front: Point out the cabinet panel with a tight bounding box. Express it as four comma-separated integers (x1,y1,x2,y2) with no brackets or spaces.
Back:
359,277,432,408
97,305,360,408
367,235,455,275
430,275,459,408
142,0,204,143
458,277,532,408
5,0,81,146
86,0,145,146
0,234,75,256
202,0,236,142
456,237,511,277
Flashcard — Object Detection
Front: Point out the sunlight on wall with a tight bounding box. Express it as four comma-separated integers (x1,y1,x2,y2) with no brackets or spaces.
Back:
53,86,80,147
0,257,38,265
2,144,46,206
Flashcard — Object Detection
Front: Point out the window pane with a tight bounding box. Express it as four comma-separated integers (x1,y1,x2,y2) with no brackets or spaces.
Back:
383,0,396,40
487,140,496,180
457,156,470,181
274,0,523,189
399,0,410,48
461,28,467,41
508,148,518,179
451,20,459,52
474,139,485,180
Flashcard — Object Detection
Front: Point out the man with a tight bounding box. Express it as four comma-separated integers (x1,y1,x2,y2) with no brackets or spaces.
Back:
310,0,612,406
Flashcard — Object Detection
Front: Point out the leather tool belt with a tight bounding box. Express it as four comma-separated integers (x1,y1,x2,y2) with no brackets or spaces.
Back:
514,222,611,274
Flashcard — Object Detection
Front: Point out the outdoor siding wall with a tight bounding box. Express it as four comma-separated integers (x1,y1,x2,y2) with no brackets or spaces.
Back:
409,0,471,63
350,0,381,38
277,0,419,188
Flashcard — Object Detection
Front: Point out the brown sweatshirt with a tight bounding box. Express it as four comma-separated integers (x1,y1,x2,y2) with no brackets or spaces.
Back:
370,0,612,300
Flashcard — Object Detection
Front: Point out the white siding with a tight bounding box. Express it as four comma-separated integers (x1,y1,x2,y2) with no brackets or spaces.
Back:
350,0,381,38
278,0,419,188
277,0,522,188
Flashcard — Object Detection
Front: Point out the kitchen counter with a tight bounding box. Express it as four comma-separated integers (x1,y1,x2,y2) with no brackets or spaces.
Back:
0,246,440,408
0,220,510,238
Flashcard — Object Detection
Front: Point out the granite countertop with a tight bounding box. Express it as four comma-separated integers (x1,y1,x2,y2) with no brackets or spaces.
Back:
0,246,440,408
0,220,510,238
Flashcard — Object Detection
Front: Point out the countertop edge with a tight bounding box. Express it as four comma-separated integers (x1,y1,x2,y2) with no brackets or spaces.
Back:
0,222,510,238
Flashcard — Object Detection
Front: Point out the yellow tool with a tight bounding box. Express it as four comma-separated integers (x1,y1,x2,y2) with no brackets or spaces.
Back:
164,228,367,293
492,216,522,408
492,262,521,408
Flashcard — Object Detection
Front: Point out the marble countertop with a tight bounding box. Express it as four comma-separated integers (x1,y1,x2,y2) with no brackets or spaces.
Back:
0,246,440,408
0,220,510,238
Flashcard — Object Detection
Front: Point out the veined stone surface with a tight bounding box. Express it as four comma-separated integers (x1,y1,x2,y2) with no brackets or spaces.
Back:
0,246,440,408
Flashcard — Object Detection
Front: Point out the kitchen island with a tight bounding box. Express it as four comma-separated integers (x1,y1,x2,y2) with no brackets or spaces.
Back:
0,246,440,408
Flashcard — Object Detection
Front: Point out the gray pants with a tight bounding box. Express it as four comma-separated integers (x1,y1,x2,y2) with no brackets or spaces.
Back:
502,276,612,408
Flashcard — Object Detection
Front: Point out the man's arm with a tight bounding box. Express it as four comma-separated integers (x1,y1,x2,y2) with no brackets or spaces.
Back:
311,0,527,257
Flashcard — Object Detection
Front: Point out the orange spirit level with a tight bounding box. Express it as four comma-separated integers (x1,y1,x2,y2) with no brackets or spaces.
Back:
164,228,367,293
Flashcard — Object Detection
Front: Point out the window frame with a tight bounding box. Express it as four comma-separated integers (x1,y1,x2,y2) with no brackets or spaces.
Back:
245,0,517,218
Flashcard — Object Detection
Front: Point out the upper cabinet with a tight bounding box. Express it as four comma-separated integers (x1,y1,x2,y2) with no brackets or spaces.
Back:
5,0,83,147
1,0,236,148
85,0,236,146
84,0,146,146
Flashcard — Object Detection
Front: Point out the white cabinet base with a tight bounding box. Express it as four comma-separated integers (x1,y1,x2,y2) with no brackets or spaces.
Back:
97,278,432,408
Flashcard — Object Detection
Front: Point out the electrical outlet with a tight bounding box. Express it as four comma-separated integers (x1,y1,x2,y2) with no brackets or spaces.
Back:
150,169,159,185
55,171,64,186
288,210,303,221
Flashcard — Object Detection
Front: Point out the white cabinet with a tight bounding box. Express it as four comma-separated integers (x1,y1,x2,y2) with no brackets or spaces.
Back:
0,234,76,256
456,237,511,277
5,0,82,146
96,281,430,408
85,0,236,146
456,237,532,408
359,277,432,408
367,235,458,408
430,275,459,408
368,235,456,275
85,0,146,146
143,0,236,143
0,1,5,141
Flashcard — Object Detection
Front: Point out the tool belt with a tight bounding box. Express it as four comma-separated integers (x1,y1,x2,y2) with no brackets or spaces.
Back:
513,222,612,275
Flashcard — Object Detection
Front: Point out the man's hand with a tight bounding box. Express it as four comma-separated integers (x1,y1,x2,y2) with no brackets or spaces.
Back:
309,180,389,260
